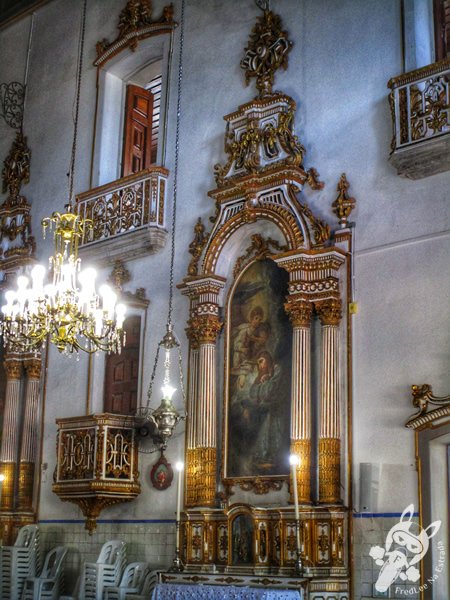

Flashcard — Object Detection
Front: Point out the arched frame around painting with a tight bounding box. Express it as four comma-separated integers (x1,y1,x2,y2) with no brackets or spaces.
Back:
223,257,292,486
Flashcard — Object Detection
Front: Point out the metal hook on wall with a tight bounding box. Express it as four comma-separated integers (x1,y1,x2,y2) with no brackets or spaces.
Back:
255,0,270,11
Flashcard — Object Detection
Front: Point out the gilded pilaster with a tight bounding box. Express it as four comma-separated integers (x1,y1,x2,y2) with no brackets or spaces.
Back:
316,299,342,504
0,359,23,511
18,358,42,511
285,299,313,503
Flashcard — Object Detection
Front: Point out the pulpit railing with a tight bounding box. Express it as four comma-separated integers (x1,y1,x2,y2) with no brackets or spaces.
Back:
53,413,140,533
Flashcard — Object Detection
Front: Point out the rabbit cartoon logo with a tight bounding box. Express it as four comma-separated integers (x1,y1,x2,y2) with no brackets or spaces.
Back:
369,504,441,593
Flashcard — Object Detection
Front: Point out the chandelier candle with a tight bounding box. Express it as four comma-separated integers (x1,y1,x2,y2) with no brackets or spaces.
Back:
169,461,184,573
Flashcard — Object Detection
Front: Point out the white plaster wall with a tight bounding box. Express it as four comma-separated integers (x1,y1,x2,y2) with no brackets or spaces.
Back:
0,0,449,587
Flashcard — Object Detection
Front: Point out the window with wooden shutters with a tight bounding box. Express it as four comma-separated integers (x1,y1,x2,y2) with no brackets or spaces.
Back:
122,85,154,176
104,315,141,415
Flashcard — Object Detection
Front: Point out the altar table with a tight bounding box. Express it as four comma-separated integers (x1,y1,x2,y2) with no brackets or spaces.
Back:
152,583,304,600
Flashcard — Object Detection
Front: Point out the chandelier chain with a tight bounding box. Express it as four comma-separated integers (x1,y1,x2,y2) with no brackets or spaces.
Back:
68,0,87,207
167,0,185,326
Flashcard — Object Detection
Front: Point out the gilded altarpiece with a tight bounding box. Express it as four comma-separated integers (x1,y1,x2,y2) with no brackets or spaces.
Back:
178,6,354,599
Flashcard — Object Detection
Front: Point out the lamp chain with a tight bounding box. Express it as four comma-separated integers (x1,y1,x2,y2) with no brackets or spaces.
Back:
167,0,185,327
68,0,87,208
144,0,185,411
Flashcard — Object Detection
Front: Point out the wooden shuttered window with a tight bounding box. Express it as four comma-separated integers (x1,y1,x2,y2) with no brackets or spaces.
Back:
148,74,161,164
104,315,141,415
122,85,154,176
122,75,162,176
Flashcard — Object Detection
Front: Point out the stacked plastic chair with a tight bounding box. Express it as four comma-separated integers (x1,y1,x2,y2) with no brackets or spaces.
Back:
103,562,149,600
79,540,127,600
0,524,41,600
21,546,67,600
124,570,158,600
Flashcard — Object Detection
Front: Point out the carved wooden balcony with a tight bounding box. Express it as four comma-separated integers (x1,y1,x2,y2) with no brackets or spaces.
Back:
388,59,450,179
75,167,169,266
52,413,140,533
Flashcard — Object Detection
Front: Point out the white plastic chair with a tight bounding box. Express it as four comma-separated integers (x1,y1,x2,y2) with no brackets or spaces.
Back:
0,525,41,600
79,540,127,600
21,546,67,600
124,570,158,600
104,562,149,600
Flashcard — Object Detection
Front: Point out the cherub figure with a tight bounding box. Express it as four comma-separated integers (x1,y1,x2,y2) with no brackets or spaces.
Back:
232,305,271,370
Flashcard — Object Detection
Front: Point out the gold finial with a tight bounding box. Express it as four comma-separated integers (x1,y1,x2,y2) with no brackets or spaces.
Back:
332,173,356,228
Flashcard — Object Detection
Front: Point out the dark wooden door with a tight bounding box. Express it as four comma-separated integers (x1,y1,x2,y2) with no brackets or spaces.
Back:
104,315,141,414
122,84,154,176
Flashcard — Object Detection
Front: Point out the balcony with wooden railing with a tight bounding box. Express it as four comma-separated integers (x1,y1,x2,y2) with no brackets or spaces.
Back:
75,166,169,265
388,58,450,179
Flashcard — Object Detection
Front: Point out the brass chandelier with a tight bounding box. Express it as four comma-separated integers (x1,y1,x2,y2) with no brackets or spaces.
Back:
0,0,126,356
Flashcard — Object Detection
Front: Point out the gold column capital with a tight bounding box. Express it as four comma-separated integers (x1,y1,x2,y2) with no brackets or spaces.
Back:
315,298,342,326
285,299,313,327
189,314,222,345
24,359,42,380
3,360,22,380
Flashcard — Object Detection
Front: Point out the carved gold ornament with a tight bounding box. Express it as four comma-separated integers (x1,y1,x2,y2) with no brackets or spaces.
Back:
0,131,35,269
405,384,450,429
214,106,306,187
108,260,131,292
233,233,288,279
241,9,292,98
53,414,140,532
24,358,41,380
95,0,175,64
332,173,356,228
315,298,343,327
3,359,22,380
2,130,30,202
318,438,341,503
188,314,222,345
238,478,284,495
188,218,208,276
186,447,216,507
284,300,313,328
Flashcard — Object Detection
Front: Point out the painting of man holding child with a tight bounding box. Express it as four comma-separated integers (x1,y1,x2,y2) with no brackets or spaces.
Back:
226,259,292,479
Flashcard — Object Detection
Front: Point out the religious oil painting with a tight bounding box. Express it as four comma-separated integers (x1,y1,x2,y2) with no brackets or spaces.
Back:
226,258,292,479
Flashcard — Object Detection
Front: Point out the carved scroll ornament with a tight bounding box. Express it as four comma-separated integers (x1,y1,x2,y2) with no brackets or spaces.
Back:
241,9,292,98
95,0,175,63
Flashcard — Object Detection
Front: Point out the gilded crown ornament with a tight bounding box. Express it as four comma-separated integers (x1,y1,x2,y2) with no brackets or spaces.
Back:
241,7,292,97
